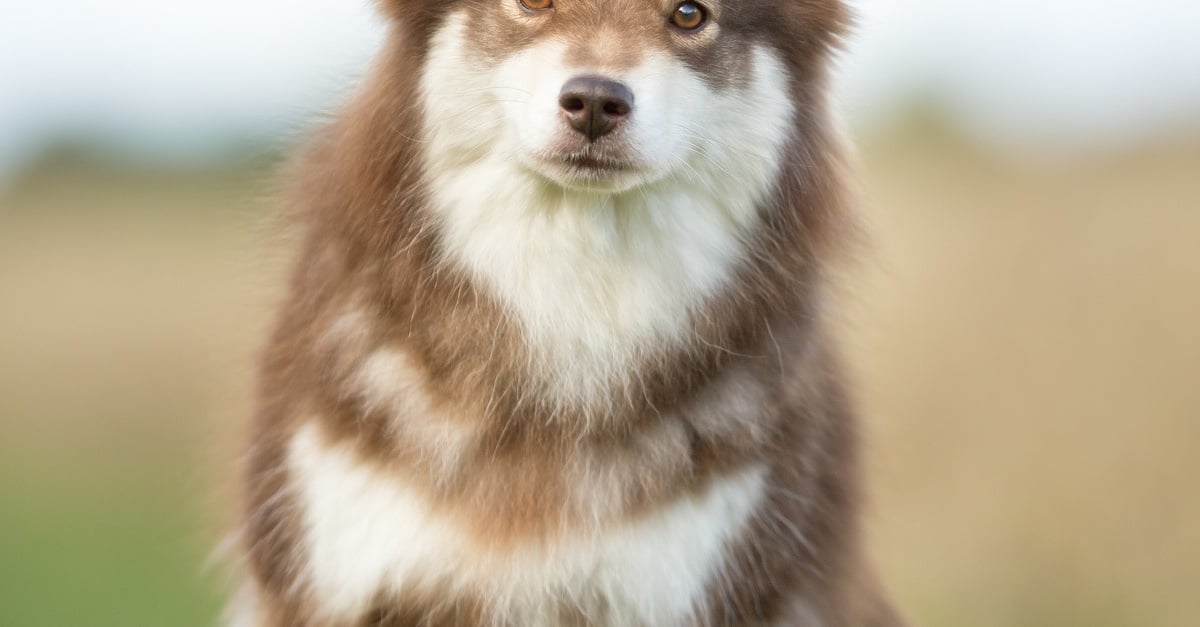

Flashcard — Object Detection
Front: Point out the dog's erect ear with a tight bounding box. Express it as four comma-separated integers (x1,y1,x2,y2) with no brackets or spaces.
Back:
377,0,450,33
377,0,408,19
378,0,441,20
375,0,456,44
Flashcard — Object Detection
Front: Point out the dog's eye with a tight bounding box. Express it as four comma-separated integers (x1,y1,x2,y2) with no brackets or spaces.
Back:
671,2,707,31
519,0,553,12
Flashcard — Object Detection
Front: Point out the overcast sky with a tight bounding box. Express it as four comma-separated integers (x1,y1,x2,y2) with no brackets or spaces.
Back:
2,0,1200,177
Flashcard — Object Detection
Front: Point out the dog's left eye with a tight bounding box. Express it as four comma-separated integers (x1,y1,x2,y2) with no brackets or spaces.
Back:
519,0,553,12
671,2,707,31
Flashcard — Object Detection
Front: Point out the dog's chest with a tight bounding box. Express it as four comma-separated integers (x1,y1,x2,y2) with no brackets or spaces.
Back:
288,422,766,626
426,158,762,409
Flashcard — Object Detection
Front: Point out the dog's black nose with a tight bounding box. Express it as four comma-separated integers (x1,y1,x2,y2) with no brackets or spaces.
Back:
558,76,634,141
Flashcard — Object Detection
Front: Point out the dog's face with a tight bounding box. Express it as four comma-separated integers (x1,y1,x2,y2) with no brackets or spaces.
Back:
403,0,848,193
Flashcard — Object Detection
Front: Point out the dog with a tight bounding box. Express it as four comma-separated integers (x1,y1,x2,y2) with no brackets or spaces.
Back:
230,0,905,625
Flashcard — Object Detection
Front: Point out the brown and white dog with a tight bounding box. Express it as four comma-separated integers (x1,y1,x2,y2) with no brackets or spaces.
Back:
231,0,904,625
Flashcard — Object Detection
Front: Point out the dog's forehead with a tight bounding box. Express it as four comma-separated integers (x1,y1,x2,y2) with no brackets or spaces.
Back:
518,0,736,23
382,0,727,24
384,0,849,42
554,0,721,12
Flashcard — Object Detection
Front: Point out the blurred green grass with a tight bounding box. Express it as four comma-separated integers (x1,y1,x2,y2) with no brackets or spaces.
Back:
0,463,217,626
0,154,276,627
1,132,1198,626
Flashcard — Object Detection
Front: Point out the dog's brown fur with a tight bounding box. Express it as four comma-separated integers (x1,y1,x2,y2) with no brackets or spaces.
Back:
236,1,905,625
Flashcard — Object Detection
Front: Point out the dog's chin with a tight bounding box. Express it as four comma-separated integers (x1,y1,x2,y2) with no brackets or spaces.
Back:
524,151,658,194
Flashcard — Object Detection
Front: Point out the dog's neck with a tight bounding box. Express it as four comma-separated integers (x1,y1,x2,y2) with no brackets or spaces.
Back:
423,153,767,408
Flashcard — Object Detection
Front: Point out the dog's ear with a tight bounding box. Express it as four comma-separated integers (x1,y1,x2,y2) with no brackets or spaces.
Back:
377,0,408,20
377,0,439,20
377,0,448,34
773,0,853,66
376,0,455,45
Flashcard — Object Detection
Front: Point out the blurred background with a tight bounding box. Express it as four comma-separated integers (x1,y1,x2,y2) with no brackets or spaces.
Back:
1,1,1198,625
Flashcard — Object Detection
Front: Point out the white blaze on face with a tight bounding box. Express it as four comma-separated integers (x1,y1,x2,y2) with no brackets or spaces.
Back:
420,11,796,409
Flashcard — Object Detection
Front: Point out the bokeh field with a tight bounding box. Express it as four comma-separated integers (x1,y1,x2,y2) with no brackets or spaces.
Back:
1,128,1197,626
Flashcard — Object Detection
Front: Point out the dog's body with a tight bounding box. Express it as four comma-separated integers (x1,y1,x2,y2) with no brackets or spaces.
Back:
233,1,903,625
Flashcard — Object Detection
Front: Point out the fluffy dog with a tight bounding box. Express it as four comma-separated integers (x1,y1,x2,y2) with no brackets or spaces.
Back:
231,1,905,625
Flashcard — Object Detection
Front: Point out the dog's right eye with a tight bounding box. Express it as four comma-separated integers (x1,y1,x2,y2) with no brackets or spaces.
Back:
519,0,553,12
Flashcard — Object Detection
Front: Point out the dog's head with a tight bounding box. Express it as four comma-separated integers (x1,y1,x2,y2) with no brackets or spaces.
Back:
385,0,849,194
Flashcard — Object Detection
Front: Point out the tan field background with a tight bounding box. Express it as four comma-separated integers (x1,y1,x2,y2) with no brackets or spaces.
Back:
1,123,1198,625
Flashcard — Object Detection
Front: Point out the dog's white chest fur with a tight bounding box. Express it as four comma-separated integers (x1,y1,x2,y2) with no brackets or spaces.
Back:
289,422,767,625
